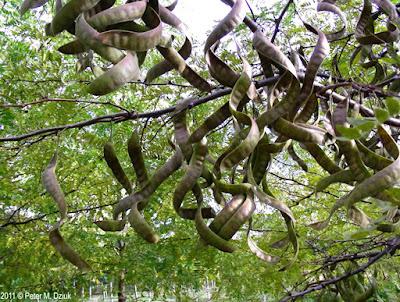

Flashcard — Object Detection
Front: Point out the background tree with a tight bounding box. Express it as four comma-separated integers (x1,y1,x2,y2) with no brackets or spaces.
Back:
1,0,400,301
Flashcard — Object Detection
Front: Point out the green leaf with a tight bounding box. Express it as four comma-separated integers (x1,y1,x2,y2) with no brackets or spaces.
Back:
385,97,400,116
336,125,362,139
374,108,390,123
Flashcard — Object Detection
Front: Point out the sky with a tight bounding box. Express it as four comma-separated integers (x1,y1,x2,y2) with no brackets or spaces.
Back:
173,0,232,39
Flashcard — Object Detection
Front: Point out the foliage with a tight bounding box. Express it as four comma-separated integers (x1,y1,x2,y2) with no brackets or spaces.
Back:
1,0,400,301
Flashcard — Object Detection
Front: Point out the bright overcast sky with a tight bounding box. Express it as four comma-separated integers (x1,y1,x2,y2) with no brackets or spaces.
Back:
173,0,231,38
172,0,281,38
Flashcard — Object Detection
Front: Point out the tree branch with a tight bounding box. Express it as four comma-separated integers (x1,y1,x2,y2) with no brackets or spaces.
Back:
0,76,279,142
279,237,400,302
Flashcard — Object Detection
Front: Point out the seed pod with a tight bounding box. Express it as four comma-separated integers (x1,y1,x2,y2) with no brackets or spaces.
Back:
94,219,126,232
104,142,132,194
220,60,260,171
203,0,246,53
128,201,159,243
301,143,342,174
20,0,49,16
316,169,355,192
356,140,392,171
114,149,184,217
209,195,245,234
250,133,272,185
76,14,125,64
218,194,255,240
253,30,298,79
88,1,146,31
87,51,140,96
47,0,101,36
156,46,212,92
58,39,87,55
146,37,192,83
98,7,162,52
194,196,236,253
288,143,308,172
42,153,67,220
273,118,327,145
257,80,301,129
317,0,347,41
49,229,91,272
127,131,149,188
173,139,214,219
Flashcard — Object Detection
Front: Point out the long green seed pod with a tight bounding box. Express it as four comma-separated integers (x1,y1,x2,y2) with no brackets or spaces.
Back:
128,201,159,243
49,229,91,271
127,131,149,188
104,142,132,194
288,143,308,172
94,219,126,232
301,143,342,174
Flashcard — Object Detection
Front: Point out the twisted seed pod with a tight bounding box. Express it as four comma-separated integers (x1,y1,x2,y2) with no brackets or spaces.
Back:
146,37,191,83
253,30,298,79
46,0,101,36
356,140,392,171
312,126,400,230
356,0,399,45
248,166,298,268
317,0,347,41
128,201,159,243
220,60,260,170
209,195,245,233
292,24,329,113
87,51,140,96
288,143,308,172
88,1,146,31
94,219,126,232
316,169,355,192
273,118,327,145
195,195,236,253
127,131,149,188
203,0,246,53
76,14,125,64
98,7,162,51
250,134,272,185
114,148,184,217
42,153,67,220
156,46,211,92
247,229,280,263
20,0,49,16
301,143,342,174
104,142,132,194
43,154,91,271
295,93,318,123
348,206,371,228
49,229,91,272
257,80,301,129
58,40,87,55
173,139,214,219
333,98,371,181
218,194,255,240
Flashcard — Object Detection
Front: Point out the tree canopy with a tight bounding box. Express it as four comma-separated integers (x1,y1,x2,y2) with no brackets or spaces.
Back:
1,0,400,301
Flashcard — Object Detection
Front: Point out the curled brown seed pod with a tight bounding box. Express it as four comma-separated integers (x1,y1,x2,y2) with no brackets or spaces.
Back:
42,152,67,220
